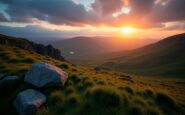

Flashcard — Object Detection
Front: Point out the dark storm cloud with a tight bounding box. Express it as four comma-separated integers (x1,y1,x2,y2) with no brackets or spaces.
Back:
129,0,155,17
0,0,185,28
91,0,123,16
146,0,185,23
0,0,99,25
0,12,7,21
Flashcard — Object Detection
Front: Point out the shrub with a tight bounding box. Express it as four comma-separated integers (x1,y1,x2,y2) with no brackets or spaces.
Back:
36,107,51,115
58,64,69,69
87,86,122,107
94,67,101,72
131,96,146,107
156,93,175,107
84,80,94,88
146,107,162,115
8,58,20,63
66,93,81,106
124,86,134,94
69,74,81,84
128,104,145,115
49,91,65,107
156,92,176,109
97,80,106,85
72,68,77,72
22,58,35,63
77,83,84,91
65,86,75,95
144,89,153,97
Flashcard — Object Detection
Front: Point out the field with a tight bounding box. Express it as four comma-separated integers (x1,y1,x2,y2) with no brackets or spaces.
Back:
0,44,185,115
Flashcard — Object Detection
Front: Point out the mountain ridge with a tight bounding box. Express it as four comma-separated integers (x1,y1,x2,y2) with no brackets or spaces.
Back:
51,36,158,62
0,34,65,61
102,33,185,77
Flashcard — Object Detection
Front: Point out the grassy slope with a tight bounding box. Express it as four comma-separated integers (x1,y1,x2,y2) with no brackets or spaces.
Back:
102,33,185,77
0,44,185,115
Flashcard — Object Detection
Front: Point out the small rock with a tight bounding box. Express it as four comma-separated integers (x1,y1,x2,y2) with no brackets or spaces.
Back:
0,76,19,84
24,63,68,88
13,89,46,115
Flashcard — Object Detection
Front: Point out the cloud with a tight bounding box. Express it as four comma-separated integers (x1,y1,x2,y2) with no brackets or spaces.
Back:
0,12,7,21
161,21,185,30
145,0,185,23
91,0,123,16
0,0,99,25
0,0,184,29
0,25,76,39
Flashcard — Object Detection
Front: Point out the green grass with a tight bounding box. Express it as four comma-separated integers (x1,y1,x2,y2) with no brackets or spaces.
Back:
0,44,185,115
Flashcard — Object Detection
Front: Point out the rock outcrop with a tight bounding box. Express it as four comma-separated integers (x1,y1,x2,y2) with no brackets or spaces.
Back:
24,63,68,88
13,89,46,115
0,34,65,61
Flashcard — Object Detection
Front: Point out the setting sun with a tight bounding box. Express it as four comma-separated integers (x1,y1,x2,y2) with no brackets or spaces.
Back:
121,27,134,34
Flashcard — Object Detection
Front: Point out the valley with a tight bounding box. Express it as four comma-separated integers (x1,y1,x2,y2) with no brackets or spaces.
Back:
0,34,185,115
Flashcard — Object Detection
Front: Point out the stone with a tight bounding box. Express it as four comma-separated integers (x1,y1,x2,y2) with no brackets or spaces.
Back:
24,63,68,88
13,89,46,115
0,76,19,84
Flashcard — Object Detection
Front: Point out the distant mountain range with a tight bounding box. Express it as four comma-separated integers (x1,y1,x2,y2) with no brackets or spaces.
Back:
51,36,158,62
102,33,185,77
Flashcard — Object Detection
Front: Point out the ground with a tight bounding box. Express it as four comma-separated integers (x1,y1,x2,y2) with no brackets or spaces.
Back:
0,44,185,115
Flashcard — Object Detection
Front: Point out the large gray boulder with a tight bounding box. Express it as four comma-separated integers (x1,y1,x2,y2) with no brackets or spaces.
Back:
0,76,19,84
13,89,46,115
24,63,68,88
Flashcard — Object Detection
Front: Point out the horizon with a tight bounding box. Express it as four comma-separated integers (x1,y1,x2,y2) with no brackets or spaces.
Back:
0,1,185,114
0,0,184,40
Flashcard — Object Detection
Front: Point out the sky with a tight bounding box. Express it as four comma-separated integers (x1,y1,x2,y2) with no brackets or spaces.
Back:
0,0,184,40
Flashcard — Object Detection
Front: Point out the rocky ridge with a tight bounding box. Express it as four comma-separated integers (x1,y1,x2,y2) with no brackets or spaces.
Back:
0,34,65,61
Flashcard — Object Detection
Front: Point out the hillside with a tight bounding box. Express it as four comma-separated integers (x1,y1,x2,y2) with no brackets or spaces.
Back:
103,33,185,77
0,34,65,61
0,35,185,115
51,36,157,62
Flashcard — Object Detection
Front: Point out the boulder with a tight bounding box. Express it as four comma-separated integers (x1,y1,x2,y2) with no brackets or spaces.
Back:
13,89,46,115
0,76,19,84
24,63,68,88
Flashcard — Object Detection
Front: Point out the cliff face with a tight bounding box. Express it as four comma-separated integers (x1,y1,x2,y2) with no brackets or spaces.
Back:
0,34,65,61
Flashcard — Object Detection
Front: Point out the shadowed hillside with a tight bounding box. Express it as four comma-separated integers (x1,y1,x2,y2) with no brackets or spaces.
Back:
102,33,185,77
0,34,185,115
0,34,65,61
51,36,157,62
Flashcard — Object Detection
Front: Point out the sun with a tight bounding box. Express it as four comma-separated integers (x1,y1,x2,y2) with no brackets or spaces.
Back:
121,27,134,34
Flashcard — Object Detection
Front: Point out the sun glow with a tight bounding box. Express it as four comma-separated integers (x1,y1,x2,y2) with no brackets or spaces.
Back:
121,27,134,34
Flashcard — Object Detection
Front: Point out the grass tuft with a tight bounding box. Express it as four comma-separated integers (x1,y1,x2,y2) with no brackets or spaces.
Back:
86,86,122,107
